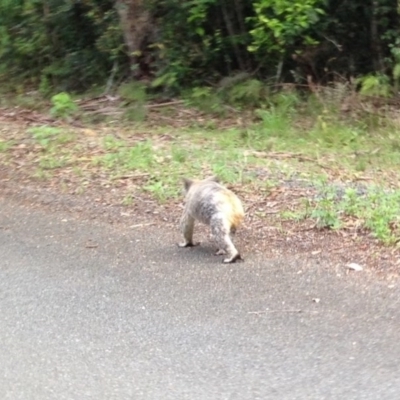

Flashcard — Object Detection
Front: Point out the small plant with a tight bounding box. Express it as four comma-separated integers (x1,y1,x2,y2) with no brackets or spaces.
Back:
254,108,292,138
310,198,342,229
94,140,154,172
341,188,400,244
252,92,300,138
185,87,225,115
0,140,13,152
118,82,148,122
211,161,240,183
103,135,125,151
171,146,188,163
310,122,362,149
28,126,63,147
293,183,400,244
281,208,308,222
123,106,147,122
39,154,68,169
356,74,391,97
50,92,78,118
75,185,86,195
143,178,179,203
224,79,265,107
269,91,301,114
118,82,147,104
339,188,362,215
307,184,342,229
122,194,134,206
33,168,52,180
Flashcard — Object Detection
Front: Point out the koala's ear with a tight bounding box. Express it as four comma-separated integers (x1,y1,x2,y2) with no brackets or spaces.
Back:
206,175,219,183
183,178,194,192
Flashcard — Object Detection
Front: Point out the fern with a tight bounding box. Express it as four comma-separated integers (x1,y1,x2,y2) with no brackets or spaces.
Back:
357,74,391,97
227,79,265,106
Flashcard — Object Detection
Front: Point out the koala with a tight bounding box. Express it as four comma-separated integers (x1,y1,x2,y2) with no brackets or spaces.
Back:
178,176,244,263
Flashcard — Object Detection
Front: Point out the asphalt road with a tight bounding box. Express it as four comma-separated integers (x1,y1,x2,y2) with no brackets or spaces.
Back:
0,196,399,400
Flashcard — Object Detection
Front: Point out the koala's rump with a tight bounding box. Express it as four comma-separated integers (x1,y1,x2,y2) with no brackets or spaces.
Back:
186,183,243,228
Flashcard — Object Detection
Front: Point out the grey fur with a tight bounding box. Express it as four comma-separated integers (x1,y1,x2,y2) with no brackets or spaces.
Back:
178,177,244,263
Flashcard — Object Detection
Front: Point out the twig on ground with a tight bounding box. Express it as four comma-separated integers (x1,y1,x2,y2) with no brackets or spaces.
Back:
248,309,304,314
247,150,331,170
130,222,156,229
295,225,317,232
111,173,150,180
146,100,185,109
248,309,321,316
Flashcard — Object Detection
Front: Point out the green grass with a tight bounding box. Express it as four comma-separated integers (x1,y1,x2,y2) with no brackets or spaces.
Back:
284,183,400,245
22,97,400,212
122,194,134,206
28,126,75,148
84,128,261,203
0,140,13,152
144,178,181,203
93,140,154,172
38,153,70,169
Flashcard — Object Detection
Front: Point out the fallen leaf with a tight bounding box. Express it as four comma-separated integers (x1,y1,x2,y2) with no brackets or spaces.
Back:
82,128,97,136
312,298,320,303
346,262,363,271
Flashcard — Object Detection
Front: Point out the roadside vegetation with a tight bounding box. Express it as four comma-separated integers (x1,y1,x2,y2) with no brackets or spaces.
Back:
1,82,400,247
0,0,400,258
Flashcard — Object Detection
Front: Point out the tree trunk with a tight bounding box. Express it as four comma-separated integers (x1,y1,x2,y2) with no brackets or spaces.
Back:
220,0,246,71
370,0,384,72
115,0,153,78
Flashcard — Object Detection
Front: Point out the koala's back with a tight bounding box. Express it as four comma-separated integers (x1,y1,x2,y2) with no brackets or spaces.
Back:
185,181,244,228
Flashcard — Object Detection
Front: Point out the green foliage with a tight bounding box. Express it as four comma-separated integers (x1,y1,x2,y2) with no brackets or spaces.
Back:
171,146,189,163
149,0,400,90
356,74,391,97
123,106,147,123
122,194,134,206
149,0,252,91
311,120,363,149
310,185,342,229
299,184,400,244
39,154,69,170
185,87,225,115
390,39,400,89
251,92,301,141
339,187,400,244
103,135,125,151
211,161,241,183
269,91,302,114
50,92,78,118
255,108,292,136
223,79,265,106
248,0,325,55
1,0,400,94
94,140,154,172
144,178,180,203
118,82,148,122
118,82,147,103
0,0,125,91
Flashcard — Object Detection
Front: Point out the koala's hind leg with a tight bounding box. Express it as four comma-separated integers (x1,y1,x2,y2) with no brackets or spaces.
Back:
178,213,196,247
211,218,241,263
